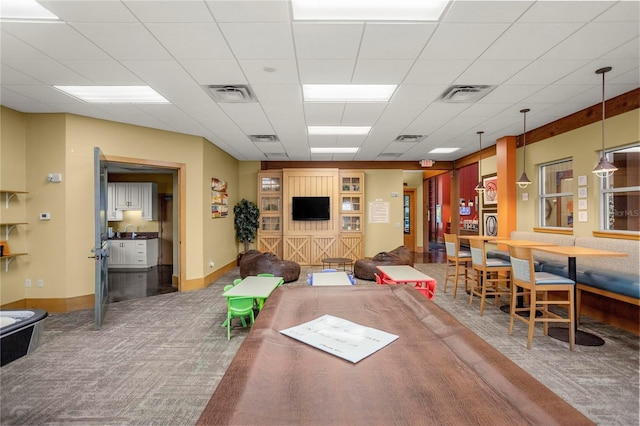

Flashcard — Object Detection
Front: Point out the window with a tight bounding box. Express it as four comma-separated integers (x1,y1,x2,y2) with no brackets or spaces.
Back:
539,159,573,228
600,144,640,232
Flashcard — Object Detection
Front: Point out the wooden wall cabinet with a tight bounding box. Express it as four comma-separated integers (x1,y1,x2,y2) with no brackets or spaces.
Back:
256,170,364,265
257,172,283,257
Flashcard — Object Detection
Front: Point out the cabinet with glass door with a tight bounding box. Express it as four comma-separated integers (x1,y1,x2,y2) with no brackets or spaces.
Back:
258,173,282,233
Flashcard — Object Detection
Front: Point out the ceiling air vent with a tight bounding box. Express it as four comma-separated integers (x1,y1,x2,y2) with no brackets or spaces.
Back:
204,85,257,103
395,135,425,143
249,135,279,143
439,85,495,103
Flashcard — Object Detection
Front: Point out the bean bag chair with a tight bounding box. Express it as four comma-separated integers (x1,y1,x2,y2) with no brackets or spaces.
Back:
354,246,414,281
238,250,301,283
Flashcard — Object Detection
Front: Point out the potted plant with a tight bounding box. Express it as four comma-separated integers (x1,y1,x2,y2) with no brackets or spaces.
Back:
233,199,260,253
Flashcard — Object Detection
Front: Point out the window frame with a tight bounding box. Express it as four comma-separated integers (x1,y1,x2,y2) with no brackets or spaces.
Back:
538,158,574,230
598,143,640,233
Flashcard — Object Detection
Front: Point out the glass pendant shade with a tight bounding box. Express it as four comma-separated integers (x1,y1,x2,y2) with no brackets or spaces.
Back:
592,67,618,179
475,131,485,193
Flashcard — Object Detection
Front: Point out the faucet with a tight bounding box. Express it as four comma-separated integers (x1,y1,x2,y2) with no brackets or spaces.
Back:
123,224,137,238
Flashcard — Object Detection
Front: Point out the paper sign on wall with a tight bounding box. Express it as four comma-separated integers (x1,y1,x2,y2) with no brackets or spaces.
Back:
368,201,390,224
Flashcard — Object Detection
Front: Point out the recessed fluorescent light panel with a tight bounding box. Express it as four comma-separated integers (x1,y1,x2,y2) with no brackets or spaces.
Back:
308,126,372,136
0,0,59,20
303,85,396,102
292,0,449,21
429,147,459,154
54,86,170,104
310,147,360,154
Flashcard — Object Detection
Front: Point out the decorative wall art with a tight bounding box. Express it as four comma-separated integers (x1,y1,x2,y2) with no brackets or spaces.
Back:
211,178,228,218
483,212,498,237
482,174,498,206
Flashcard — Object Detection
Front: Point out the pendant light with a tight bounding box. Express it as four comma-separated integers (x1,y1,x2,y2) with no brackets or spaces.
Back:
516,108,532,188
592,66,618,178
474,131,485,193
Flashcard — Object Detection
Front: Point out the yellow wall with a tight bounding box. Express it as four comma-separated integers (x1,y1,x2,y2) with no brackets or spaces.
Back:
0,107,28,304
202,140,241,275
364,169,404,256
0,108,241,307
516,109,639,235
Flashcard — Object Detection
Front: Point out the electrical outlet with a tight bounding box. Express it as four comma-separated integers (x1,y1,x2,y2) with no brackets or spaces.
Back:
37,279,43,288
209,260,215,268
26,279,31,288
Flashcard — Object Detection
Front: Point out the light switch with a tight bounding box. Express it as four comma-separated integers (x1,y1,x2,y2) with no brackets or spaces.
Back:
40,212,51,220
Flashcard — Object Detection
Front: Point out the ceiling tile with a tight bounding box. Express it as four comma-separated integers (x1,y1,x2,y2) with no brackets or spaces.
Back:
404,60,472,84
3,59,92,85
2,22,110,60
297,59,355,83
455,60,531,85
420,23,511,60
146,23,234,60
121,60,196,86
238,59,299,84
342,103,387,125
359,23,436,59
518,1,612,23
207,0,290,22
352,60,414,84
505,60,590,85
181,60,247,85
442,1,533,22
251,84,302,104
39,0,137,22
293,22,363,59
219,23,294,60
481,23,583,60
303,103,346,125
60,60,144,85
542,22,639,60
124,1,213,22
218,102,274,134
72,23,172,60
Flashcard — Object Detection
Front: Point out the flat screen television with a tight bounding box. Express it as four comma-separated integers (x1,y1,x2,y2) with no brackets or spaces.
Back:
292,196,330,221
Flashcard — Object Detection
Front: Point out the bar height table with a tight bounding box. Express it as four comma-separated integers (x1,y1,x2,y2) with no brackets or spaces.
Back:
531,246,627,346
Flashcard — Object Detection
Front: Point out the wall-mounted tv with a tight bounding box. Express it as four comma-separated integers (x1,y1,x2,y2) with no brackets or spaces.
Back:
292,196,330,221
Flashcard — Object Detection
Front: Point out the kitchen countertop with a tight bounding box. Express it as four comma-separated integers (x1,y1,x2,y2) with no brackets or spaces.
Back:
109,232,158,240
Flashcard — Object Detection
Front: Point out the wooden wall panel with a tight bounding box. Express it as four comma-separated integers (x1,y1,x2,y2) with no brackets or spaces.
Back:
311,236,338,264
257,236,282,258
283,169,339,235
284,236,311,264
338,235,363,261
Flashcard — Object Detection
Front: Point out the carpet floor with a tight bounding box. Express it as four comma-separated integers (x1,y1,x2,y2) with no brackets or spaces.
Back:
1,263,638,425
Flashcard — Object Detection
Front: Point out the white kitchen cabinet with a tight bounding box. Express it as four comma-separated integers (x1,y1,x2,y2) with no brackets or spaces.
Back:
140,183,158,221
108,239,158,269
115,182,142,210
107,183,123,221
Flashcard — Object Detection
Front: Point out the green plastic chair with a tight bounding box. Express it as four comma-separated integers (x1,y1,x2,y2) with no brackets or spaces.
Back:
233,278,242,285
226,296,255,340
257,273,274,277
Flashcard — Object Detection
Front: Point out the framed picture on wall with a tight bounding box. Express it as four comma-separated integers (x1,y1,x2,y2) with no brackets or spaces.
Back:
483,211,498,236
482,174,498,206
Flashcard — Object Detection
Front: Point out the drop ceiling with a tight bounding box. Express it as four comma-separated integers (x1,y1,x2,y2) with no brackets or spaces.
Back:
1,0,638,163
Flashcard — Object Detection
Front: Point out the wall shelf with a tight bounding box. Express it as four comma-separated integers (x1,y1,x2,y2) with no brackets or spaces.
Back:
1,190,28,209
1,253,27,272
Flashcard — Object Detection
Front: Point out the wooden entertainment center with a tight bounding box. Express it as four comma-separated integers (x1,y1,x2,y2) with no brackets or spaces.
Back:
257,169,364,265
